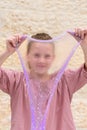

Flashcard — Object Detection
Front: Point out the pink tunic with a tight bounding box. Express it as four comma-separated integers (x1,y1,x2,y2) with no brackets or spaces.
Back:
0,64,87,130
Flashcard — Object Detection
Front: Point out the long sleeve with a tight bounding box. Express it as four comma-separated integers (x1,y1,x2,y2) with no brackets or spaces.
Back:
64,64,87,97
0,67,22,96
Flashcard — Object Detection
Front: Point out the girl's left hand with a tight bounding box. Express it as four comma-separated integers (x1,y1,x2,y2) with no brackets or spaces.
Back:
75,28,87,69
75,28,87,51
75,28,87,40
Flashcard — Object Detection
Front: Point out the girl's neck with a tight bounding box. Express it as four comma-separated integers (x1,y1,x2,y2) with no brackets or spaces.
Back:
29,71,50,82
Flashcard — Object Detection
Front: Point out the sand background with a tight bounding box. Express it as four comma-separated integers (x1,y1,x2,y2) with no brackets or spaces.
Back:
0,0,87,129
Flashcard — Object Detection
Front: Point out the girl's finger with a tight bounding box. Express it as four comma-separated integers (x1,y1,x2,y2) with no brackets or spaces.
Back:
81,32,84,40
81,29,87,40
77,28,81,38
7,37,17,47
75,28,81,37
75,28,84,39
13,34,25,44
75,28,78,36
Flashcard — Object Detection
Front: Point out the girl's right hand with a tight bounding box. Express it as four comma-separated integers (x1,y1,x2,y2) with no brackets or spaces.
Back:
6,34,26,54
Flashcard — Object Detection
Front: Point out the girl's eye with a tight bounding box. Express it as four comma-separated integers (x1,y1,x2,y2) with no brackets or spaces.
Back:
45,54,51,58
34,53,40,57
33,53,51,58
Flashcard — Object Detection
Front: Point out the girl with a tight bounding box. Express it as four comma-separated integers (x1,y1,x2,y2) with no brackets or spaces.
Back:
0,28,87,130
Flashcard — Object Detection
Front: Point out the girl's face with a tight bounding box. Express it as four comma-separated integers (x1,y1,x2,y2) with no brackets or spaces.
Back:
27,42,55,75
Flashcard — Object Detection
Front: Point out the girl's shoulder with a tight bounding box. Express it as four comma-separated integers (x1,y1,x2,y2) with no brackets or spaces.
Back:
0,67,24,78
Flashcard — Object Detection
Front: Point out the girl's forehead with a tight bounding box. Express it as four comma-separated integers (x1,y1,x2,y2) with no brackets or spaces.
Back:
30,42,54,50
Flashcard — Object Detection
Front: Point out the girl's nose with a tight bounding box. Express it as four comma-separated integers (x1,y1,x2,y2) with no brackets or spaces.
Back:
39,57,45,63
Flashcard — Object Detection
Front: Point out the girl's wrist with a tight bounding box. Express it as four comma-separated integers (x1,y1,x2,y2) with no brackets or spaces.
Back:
4,50,13,57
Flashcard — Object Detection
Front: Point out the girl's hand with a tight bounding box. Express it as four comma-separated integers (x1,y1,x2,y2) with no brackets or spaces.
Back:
80,34,87,55
74,28,87,50
6,34,26,54
75,28,87,69
75,28,87,40
75,28,87,48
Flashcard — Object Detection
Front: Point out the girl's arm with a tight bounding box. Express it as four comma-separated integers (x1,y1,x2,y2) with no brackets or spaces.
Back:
0,34,25,95
0,51,12,66
63,28,87,99
64,64,87,100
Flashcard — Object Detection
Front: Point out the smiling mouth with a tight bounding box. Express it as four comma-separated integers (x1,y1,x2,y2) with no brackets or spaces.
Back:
38,65,46,68
37,64,46,68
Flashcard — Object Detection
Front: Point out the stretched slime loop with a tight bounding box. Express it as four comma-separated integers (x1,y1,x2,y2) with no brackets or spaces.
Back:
16,30,81,130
